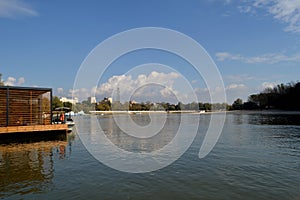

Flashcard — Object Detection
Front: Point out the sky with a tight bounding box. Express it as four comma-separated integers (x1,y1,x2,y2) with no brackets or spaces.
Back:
1,0,300,104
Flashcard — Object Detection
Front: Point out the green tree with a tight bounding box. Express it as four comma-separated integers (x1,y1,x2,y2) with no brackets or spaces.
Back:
232,98,243,110
96,103,111,111
52,96,63,109
0,73,4,86
63,102,73,110
203,103,212,111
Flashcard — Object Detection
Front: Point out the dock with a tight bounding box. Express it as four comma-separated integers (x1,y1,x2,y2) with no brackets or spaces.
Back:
0,124,68,134
0,86,69,142
0,124,68,144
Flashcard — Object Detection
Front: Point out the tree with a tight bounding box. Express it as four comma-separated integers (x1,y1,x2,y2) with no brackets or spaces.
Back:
0,73,4,86
246,82,300,110
96,103,110,111
232,98,243,110
63,102,73,110
203,103,212,111
243,101,259,110
95,98,111,111
52,96,63,109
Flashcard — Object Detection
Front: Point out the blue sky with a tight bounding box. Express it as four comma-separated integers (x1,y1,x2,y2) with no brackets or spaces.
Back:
1,0,300,103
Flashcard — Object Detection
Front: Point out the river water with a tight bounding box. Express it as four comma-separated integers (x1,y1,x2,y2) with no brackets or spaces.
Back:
0,111,299,199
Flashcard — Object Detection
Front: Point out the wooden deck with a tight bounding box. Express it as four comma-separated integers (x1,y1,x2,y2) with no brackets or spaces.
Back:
0,124,68,134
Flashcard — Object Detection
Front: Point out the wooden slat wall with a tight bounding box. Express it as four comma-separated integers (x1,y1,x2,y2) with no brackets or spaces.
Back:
0,91,6,126
0,87,51,127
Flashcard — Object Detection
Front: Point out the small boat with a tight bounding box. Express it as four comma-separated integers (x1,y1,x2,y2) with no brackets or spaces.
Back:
52,107,75,131
65,118,75,131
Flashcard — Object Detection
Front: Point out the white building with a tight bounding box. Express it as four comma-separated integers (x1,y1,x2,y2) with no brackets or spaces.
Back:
60,97,79,104
88,97,97,104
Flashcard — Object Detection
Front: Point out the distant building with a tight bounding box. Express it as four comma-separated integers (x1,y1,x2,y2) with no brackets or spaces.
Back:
88,97,97,104
101,97,112,104
60,97,78,104
129,100,137,105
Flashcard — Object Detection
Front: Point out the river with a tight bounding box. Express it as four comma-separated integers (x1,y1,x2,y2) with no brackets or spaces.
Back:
0,111,299,199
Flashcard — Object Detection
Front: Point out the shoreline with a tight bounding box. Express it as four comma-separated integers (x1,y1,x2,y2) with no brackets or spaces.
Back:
88,109,300,115
89,110,224,115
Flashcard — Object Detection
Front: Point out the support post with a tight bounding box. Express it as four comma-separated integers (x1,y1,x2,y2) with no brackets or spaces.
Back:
6,87,9,126
50,89,53,125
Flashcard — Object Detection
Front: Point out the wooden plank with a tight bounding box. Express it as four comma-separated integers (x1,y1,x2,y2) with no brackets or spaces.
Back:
0,124,68,134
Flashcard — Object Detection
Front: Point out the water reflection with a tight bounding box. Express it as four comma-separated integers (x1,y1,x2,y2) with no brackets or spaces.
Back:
97,114,181,153
244,111,300,126
1,113,300,199
0,133,75,197
225,111,300,158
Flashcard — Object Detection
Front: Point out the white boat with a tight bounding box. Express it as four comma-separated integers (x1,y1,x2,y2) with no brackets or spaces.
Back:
66,118,75,131
53,107,75,132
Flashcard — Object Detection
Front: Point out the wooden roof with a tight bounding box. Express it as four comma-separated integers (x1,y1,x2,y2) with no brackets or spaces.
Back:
0,85,51,94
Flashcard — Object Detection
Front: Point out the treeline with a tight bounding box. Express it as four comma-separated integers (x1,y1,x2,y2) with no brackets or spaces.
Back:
52,96,94,113
52,81,300,113
96,100,229,111
232,82,300,110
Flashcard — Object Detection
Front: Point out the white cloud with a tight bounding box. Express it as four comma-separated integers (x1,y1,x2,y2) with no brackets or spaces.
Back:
4,76,16,86
218,0,300,32
4,76,25,86
68,88,91,100
226,74,254,82
240,0,300,33
216,51,300,64
238,5,252,14
207,0,232,5
69,71,267,104
57,87,64,95
215,52,243,62
94,71,183,103
226,83,246,90
195,83,256,104
225,84,251,103
0,0,38,18
17,77,25,85
261,81,277,90
71,71,198,103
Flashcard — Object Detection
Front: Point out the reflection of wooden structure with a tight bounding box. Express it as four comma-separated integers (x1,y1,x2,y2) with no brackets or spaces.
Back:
0,140,68,192
0,86,67,135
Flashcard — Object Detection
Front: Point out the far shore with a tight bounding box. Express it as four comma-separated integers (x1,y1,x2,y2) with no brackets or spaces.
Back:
89,110,225,115
87,110,300,115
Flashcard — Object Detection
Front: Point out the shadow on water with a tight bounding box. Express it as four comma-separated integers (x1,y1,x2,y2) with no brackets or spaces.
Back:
231,110,300,126
248,114,300,126
0,131,67,145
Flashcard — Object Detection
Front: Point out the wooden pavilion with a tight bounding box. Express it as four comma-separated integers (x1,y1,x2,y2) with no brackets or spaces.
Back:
0,86,67,135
